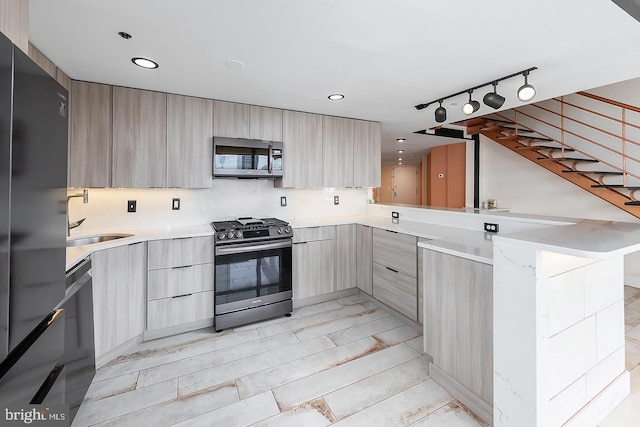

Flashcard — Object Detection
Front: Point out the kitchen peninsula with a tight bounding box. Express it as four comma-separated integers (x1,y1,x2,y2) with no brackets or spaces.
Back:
66,204,640,426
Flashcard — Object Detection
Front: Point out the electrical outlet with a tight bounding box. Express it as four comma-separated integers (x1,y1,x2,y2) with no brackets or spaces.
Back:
172,198,180,210
280,196,287,207
334,195,339,205
127,200,137,213
392,211,399,219
484,222,499,233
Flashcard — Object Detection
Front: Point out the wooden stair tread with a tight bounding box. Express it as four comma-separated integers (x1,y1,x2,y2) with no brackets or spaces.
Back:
561,170,623,175
591,185,640,189
536,157,599,162
516,145,575,151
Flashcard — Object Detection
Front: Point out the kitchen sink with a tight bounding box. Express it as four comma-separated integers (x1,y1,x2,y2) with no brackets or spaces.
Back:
66,233,133,247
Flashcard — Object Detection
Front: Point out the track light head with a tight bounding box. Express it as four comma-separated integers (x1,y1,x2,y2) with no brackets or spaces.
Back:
462,90,480,115
434,100,447,123
517,70,536,101
483,82,505,110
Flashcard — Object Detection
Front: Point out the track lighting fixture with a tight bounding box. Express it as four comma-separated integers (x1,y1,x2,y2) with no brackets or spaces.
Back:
414,67,537,122
517,70,536,101
434,100,447,123
462,90,480,115
483,82,505,110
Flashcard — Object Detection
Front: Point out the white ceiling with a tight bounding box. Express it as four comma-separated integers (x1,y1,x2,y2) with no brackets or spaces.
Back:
29,0,640,164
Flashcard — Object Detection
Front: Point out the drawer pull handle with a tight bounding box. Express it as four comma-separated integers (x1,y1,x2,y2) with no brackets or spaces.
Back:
294,241,308,245
173,265,193,269
172,293,192,299
385,266,398,273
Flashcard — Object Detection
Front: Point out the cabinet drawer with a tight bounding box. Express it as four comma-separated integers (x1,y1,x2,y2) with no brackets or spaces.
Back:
293,226,336,243
372,228,417,277
148,236,215,270
147,291,214,330
372,262,417,320
147,263,214,300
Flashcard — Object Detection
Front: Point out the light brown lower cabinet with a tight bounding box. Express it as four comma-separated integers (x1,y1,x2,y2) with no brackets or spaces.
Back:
147,291,215,330
356,225,373,294
423,249,493,408
91,242,146,361
292,226,335,300
372,263,417,319
336,224,357,290
146,237,215,333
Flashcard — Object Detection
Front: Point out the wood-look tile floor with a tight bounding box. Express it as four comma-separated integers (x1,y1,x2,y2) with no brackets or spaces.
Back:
73,293,488,427
73,287,640,427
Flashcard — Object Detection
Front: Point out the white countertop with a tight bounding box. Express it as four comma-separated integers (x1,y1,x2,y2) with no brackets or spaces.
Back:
66,224,214,270
493,219,640,259
66,211,640,270
288,215,494,264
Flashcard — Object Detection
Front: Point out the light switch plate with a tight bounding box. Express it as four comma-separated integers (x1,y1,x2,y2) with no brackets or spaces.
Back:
280,196,287,207
172,198,180,210
127,200,136,213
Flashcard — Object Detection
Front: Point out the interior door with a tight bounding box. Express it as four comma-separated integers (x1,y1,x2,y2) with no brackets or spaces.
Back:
392,165,418,204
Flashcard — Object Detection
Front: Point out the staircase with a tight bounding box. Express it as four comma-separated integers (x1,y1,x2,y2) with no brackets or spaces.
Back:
460,93,640,219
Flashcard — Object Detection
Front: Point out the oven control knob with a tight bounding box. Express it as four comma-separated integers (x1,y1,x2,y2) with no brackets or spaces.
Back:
235,230,243,238
285,226,292,234
277,227,284,234
227,231,235,239
217,232,226,240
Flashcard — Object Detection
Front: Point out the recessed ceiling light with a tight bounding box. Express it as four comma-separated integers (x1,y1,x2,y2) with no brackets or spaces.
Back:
132,57,159,69
328,93,345,100
398,150,404,153
398,157,403,161
396,138,406,142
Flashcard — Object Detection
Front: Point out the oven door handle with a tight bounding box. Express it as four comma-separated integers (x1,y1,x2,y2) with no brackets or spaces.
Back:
216,239,292,255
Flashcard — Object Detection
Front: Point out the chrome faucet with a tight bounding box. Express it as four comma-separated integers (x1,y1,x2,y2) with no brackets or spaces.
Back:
67,189,89,236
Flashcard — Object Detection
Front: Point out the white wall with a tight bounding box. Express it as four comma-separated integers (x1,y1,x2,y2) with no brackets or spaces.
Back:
68,179,370,234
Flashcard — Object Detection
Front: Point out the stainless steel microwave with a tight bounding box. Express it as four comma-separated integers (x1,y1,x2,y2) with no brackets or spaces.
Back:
213,137,283,178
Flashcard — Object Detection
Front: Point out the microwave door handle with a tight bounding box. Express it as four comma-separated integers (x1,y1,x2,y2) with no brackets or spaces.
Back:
268,143,273,174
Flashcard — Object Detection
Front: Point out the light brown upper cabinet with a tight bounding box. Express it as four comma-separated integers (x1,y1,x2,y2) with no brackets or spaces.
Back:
353,120,381,187
213,100,250,138
427,142,466,208
323,116,354,187
69,81,112,188
112,87,167,188
166,95,213,188
281,110,323,187
250,105,283,141
0,0,28,53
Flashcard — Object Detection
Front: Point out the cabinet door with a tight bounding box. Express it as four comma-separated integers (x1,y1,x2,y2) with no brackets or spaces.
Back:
353,120,381,187
91,242,146,359
112,87,167,187
213,100,250,138
69,81,112,187
147,291,214,330
423,250,493,405
147,236,215,270
372,263,417,319
356,225,373,294
372,228,417,277
250,105,282,141
322,116,354,187
293,239,334,299
167,94,213,188
281,110,323,187
336,224,356,290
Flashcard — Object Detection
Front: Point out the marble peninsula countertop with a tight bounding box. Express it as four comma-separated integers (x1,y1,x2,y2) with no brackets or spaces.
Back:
66,210,640,271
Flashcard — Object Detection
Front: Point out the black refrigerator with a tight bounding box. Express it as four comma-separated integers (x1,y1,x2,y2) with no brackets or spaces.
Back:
0,31,69,408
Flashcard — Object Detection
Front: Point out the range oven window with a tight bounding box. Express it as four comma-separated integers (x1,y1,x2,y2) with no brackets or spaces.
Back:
215,246,292,305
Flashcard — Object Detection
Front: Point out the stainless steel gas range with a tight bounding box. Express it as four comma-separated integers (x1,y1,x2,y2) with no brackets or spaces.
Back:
211,217,293,331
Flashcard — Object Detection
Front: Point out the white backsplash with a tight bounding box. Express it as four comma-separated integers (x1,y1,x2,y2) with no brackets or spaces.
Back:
68,179,371,234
